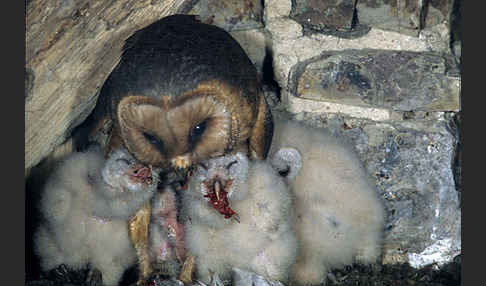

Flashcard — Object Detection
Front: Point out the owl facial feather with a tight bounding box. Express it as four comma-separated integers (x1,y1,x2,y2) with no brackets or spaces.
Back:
116,81,246,171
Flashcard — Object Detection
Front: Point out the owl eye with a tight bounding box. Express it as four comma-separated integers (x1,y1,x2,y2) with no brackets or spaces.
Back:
143,132,164,152
189,120,208,148
116,158,131,165
198,162,208,170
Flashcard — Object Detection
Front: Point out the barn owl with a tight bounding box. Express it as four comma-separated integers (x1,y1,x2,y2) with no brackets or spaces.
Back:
268,119,385,286
181,151,299,285
80,14,274,283
34,147,160,286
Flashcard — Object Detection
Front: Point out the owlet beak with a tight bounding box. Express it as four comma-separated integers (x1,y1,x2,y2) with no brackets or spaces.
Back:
128,164,153,185
213,179,222,201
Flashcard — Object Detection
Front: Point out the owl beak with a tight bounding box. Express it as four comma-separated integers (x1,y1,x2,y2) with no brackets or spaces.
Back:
171,155,192,169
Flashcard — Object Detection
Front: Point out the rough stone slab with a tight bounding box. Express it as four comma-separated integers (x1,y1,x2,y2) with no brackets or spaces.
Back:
287,95,391,121
449,0,461,63
274,109,461,268
356,0,424,36
230,28,267,75
419,22,451,53
188,0,263,31
263,0,292,21
25,0,193,172
426,0,454,28
266,23,430,102
357,0,451,39
289,50,460,112
290,0,356,31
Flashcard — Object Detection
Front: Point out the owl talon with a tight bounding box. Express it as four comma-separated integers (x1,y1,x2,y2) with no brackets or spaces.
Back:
179,256,195,284
144,272,185,286
85,268,102,286
53,264,70,277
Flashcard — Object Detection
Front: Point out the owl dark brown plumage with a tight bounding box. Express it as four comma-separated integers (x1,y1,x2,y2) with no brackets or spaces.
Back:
97,15,273,171
82,14,274,284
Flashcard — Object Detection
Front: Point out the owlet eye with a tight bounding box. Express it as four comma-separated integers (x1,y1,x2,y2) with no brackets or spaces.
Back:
226,160,238,170
116,158,131,165
143,132,164,152
278,166,291,178
189,120,208,148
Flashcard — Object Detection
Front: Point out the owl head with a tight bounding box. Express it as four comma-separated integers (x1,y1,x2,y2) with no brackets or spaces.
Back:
98,15,273,186
113,80,254,172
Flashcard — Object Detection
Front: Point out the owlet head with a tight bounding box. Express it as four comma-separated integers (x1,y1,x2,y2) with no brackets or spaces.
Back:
102,148,161,195
269,147,302,182
189,152,250,221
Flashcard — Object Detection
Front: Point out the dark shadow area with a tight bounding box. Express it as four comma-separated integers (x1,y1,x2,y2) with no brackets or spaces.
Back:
25,160,49,283
450,0,462,64
261,47,282,102
326,258,461,286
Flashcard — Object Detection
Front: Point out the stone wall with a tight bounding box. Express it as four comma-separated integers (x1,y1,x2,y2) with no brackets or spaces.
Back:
191,0,462,269
26,0,462,275
25,0,197,175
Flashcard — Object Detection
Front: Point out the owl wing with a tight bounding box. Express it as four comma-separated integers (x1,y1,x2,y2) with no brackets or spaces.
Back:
249,93,274,160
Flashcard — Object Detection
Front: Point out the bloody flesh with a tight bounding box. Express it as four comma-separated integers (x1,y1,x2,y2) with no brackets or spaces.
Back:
203,179,237,219
130,165,153,184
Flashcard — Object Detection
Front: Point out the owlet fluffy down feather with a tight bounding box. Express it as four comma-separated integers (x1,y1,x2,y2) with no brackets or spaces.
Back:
80,14,274,283
181,151,300,285
269,120,385,286
34,147,160,286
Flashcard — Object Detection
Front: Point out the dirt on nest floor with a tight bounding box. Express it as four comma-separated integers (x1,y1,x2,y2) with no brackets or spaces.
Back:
325,258,461,286
26,256,461,286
